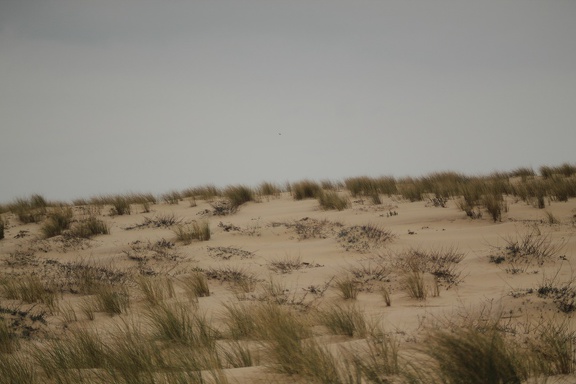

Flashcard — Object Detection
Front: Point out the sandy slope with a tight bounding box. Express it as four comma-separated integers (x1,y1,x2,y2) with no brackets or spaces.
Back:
1,192,576,383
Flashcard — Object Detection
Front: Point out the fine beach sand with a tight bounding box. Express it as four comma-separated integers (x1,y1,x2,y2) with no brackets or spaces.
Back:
1,184,576,383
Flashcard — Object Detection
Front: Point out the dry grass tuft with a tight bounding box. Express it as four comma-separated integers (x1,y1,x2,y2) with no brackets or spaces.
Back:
317,303,367,337
318,191,350,211
69,216,110,238
291,180,322,200
173,221,210,244
41,207,73,238
334,276,360,300
181,272,211,300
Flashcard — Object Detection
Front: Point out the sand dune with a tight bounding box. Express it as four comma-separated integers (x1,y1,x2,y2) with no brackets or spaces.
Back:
1,180,576,383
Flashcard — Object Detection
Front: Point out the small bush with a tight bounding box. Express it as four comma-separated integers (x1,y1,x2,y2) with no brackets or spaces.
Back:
224,185,254,211
129,212,180,229
162,190,182,204
396,246,465,287
258,181,281,197
318,191,349,211
509,167,535,179
402,270,427,300
111,196,131,215
0,217,4,240
41,207,73,238
268,254,306,274
183,184,221,200
70,216,109,238
9,195,47,223
482,192,506,222
173,221,210,244
397,178,424,202
345,176,378,197
335,276,359,300
337,224,394,253
291,180,322,200
492,227,566,271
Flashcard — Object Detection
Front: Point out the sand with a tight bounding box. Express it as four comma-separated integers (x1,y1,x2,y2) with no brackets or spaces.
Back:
1,191,576,383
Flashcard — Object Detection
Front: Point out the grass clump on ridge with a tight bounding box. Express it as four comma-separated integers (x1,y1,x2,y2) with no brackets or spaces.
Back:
344,176,397,197
258,181,281,197
41,207,73,238
223,185,254,211
291,180,322,200
161,190,182,204
110,196,131,215
318,191,349,211
8,194,48,224
69,216,109,238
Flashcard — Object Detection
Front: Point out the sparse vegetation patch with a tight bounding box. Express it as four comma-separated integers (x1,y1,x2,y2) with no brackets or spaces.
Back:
271,217,343,240
489,226,566,273
207,246,254,260
337,224,394,252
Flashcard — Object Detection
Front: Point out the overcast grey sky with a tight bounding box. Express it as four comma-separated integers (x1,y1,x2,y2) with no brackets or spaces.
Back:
1,0,575,202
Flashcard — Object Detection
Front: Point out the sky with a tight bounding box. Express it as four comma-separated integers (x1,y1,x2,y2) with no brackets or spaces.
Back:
1,0,575,203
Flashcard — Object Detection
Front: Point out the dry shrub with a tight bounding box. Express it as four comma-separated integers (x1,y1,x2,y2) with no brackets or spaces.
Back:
268,254,307,274
402,270,427,300
318,191,349,211
395,246,465,287
223,185,254,211
258,181,281,197
291,180,322,200
173,221,210,244
334,276,359,300
41,207,73,238
69,216,110,238
337,224,394,253
490,226,567,273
